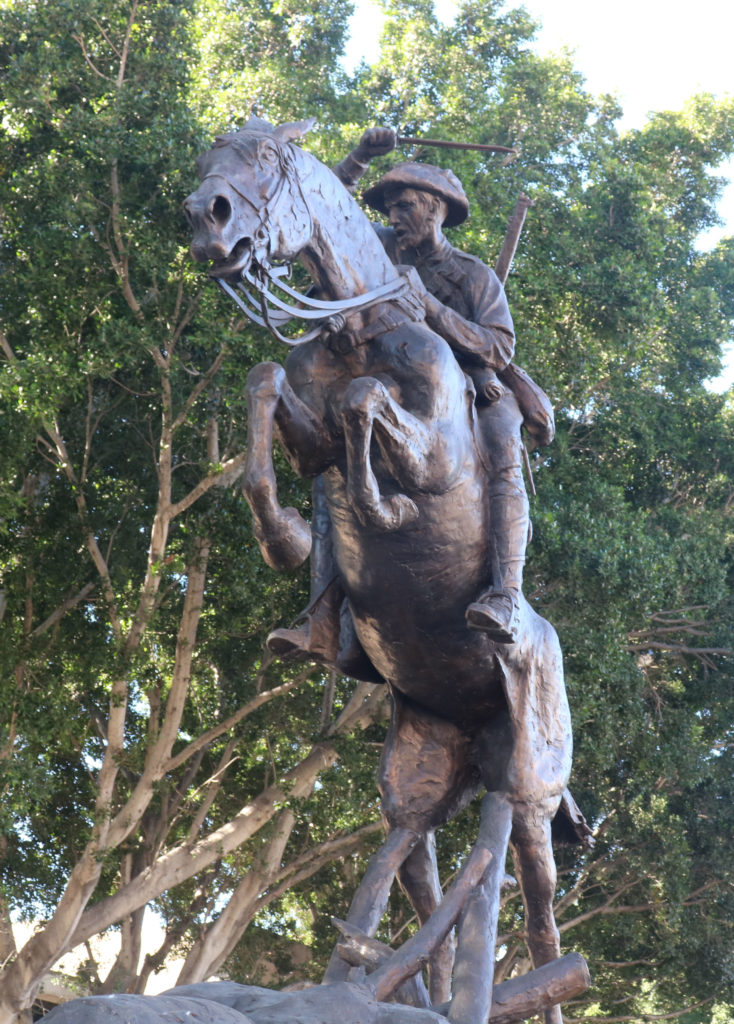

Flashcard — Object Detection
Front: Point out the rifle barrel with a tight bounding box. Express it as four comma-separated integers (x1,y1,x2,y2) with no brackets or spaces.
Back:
494,193,534,285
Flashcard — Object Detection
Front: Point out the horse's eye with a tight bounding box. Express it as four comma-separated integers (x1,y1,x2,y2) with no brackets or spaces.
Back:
259,143,279,167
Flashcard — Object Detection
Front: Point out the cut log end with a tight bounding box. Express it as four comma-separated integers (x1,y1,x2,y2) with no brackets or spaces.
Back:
488,952,591,1024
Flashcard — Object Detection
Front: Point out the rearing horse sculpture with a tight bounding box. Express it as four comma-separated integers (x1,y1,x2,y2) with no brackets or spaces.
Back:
184,117,577,1024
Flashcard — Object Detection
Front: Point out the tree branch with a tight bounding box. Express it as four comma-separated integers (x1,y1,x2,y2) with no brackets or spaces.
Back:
109,159,143,320
165,672,310,773
115,0,138,91
186,736,239,843
106,536,211,849
171,347,227,431
90,17,122,60
625,641,731,657
68,688,386,952
43,419,122,639
168,452,247,519
68,743,343,950
0,896,17,970
30,582,96,638
0,327,17,362
71,34,114,82
176,808,298,984
166,287,206,362
133,868,220,994
259,820,384,907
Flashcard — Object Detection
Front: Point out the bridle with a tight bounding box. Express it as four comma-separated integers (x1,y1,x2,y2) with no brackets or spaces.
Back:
208,136,411,346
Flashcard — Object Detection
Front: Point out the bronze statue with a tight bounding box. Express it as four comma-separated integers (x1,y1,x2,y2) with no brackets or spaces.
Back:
267,129,552,675
182,117,589,1024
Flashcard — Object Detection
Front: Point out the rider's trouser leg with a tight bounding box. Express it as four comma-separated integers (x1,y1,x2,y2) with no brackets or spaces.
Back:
466,391,529,643
310,474,338,602
266,476,342,664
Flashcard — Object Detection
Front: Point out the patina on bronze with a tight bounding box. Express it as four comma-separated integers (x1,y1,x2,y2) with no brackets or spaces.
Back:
180,117,590,1024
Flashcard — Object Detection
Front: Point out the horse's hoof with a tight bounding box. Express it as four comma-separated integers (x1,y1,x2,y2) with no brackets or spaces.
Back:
266,626,310,661
254,507,312,571
383,493,419,530
355,492,419,531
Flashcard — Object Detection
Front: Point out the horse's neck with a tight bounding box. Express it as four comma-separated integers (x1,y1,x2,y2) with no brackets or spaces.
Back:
294,152,398,300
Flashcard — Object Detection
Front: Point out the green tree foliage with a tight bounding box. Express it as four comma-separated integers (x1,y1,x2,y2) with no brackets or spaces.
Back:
0,0,732,1021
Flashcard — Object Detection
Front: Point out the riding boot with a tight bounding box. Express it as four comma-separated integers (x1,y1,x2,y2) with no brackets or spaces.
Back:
465,488,529,644
267,574,342,665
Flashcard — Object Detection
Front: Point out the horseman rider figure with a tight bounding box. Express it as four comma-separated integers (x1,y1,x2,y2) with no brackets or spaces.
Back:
268,128,547,672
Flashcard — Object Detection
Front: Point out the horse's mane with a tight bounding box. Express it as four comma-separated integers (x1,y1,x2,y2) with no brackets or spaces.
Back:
196,115,317,179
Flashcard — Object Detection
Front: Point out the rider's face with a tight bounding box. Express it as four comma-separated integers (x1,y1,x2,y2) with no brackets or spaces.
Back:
385,188,438,250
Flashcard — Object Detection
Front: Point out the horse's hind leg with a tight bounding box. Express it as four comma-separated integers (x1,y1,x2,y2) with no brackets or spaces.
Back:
448,791,512,1024
397,834,454,1004
324,689,478,989
510,804,563,1024
322,825,420,983
378,690,480,1003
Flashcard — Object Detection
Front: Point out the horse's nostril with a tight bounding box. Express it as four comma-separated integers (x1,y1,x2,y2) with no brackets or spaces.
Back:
212,194,231,225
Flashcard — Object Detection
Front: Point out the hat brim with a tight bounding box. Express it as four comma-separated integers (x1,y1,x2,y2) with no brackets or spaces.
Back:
363,168,469,228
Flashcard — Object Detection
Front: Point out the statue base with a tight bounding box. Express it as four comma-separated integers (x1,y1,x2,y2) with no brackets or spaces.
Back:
43,953,590,1024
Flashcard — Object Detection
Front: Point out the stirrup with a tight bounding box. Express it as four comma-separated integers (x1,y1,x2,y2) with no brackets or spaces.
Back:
465,589,520,644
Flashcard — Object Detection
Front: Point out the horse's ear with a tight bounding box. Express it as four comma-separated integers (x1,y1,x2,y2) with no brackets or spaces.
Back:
272,117,317,143
242,115,276,134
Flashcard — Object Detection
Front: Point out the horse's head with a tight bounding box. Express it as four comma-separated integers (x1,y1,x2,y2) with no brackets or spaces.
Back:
184,116,315,281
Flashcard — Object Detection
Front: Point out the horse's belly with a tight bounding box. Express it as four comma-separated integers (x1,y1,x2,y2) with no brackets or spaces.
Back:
326,470,505,724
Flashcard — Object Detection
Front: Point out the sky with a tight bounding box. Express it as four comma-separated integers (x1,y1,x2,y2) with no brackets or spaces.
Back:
343,0,734,389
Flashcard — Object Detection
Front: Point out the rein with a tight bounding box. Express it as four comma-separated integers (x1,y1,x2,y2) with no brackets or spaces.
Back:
212,136,411,345
217,265,411,346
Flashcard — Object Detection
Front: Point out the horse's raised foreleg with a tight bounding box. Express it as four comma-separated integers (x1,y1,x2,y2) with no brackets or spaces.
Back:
341,376,456,531
244,361,333,571
341,377,419,531
510,806,563,1024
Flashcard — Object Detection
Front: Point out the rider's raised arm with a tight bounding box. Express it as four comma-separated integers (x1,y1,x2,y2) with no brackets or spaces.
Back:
422,256,515,373
333,127,397,192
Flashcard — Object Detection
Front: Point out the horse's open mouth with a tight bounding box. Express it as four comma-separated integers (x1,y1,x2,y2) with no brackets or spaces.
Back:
209,238,253,281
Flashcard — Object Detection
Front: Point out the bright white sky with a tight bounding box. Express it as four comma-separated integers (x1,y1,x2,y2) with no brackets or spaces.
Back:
344,0,734,389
